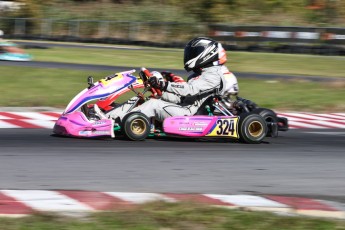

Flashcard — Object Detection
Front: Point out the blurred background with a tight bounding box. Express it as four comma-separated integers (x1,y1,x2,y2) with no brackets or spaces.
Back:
0,2,345,228
1,0,345,53
0,0,344,111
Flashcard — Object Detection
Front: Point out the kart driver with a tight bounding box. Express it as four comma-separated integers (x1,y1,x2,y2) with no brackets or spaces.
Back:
97,37,239,126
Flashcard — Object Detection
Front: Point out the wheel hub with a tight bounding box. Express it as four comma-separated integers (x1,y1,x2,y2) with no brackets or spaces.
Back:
131,119,147,135
248,121,263,137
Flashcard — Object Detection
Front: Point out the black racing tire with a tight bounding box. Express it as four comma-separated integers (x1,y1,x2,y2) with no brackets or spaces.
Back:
252,108,278,137
238,113,267,144
121,112,150,141
252,108,277,123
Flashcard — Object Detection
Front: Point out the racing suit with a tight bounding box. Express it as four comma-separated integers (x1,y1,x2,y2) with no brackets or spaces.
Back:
106,65,238,122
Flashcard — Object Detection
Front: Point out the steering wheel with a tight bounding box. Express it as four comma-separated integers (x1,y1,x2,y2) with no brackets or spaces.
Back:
140,67,162,97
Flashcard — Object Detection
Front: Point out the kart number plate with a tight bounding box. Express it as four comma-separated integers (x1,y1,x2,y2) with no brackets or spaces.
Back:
207,118,239,138
99,73,123,86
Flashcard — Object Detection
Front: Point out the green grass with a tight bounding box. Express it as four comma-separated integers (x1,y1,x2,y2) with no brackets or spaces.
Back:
239,79,345,112
0,67,107,108
0,202,345,230
1,43,344,111
24,45,345,78
0,66,344,112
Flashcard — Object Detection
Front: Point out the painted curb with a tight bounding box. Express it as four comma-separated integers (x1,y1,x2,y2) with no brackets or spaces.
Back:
0,111,344,129
0,190,344,219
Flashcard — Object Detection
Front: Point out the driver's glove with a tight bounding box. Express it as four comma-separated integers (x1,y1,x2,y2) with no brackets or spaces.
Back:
148,71,168,91
148,76,168,91
161,71,185,83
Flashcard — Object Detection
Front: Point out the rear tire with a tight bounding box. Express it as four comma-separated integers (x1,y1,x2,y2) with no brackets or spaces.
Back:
121,112,150,141
252,108,277,122
252,108,278,137
238,113,267,144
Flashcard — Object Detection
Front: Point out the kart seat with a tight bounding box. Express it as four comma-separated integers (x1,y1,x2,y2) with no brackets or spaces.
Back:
194,96,216,115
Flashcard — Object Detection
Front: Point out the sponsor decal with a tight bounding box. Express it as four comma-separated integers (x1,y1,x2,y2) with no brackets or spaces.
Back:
179,127,203,131
178,121,191,125
193,122,208,126
79,130,92,135
79,130,110,135
172,84,184,89
93,131,111,135
93,121,107,125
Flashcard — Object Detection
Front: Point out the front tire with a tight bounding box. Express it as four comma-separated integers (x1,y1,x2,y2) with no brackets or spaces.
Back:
238,113,267,144
121,112,150,141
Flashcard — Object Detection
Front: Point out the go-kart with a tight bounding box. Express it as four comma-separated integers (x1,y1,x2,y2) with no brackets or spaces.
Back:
53,68,288,143
0,41,32,61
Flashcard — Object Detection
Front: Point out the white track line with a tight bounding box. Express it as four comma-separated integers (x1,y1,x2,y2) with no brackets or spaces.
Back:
288,121,333,129
105,192,175,204
22,119,56,129
204,194,288,208
295,120,345,128
0,120,20,128
306,113,345,120
9,112,58,120
1,190,93,212
278,112,344,121
0,115,10,119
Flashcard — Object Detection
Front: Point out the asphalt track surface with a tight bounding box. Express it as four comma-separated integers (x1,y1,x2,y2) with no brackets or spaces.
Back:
0,128,344,202
1,42,344,203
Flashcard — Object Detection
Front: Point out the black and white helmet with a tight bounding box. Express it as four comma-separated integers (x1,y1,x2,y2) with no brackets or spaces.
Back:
184,37,222,72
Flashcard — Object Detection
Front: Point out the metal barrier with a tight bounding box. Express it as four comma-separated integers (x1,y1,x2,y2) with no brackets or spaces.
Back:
0,17,204,44
209,25,345,46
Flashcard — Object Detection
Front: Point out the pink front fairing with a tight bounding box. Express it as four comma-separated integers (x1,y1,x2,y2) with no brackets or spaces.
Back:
53,111,114,137
64,70,138,114
53,70,143,138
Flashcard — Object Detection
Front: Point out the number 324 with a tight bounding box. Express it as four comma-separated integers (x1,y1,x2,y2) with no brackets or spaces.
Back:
216,119,235,136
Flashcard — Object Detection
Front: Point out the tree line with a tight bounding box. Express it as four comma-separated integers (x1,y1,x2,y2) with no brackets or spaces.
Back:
2,0,344,26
